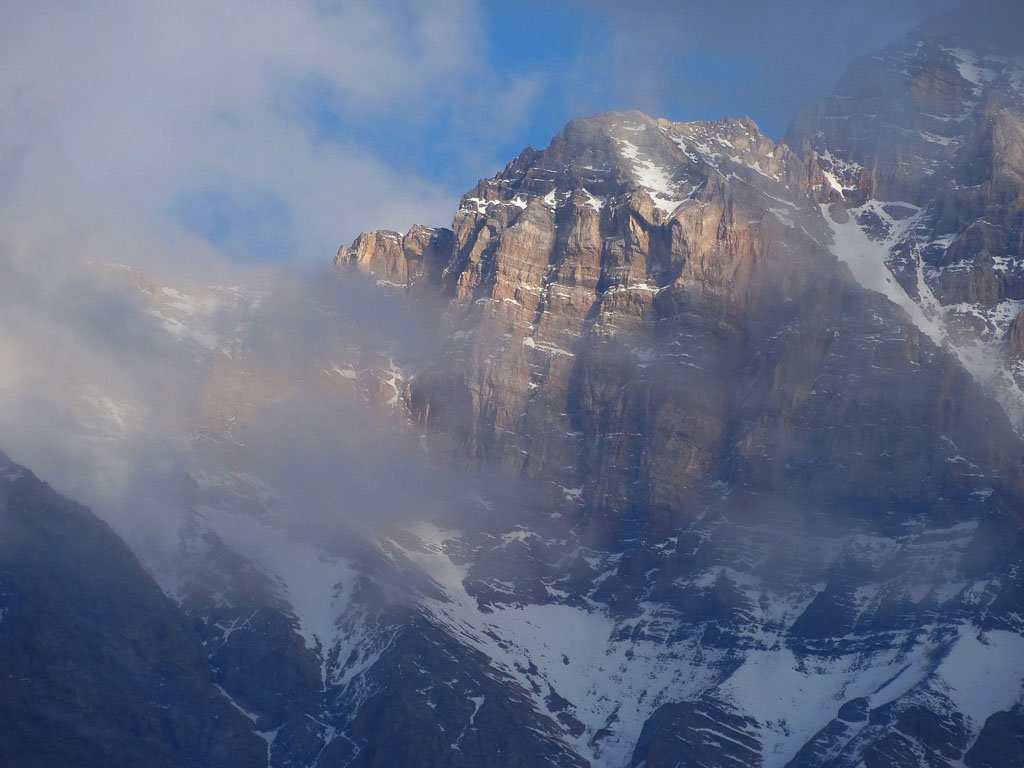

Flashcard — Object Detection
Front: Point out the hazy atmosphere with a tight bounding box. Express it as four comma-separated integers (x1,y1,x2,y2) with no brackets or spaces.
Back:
0,0,974,537
3,2,1024,766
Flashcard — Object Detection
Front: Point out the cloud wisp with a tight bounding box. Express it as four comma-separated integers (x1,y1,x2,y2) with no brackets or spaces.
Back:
557,0,960,137
0,0,546,589
0,0,541,267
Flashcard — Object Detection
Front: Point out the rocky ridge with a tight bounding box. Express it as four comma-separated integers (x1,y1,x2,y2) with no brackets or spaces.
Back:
0,453,266,767
333,130,1024,768
328,20,1024,767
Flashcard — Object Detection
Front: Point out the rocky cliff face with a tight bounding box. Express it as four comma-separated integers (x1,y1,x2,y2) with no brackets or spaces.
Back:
328,23,1024,766
789,9,1024,429
343,106,1024,531
334,224,453,295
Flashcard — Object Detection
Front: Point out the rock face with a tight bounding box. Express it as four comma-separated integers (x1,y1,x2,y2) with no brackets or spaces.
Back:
345,108,1024,533
329,17,1024,765
0,453,265,767
334,224,453,294
410,113,819,523
788,6,1024,428
630,699,761,768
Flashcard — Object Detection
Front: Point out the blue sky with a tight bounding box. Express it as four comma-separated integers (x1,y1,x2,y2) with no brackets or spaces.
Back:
0,1,960,268
302,0,959,227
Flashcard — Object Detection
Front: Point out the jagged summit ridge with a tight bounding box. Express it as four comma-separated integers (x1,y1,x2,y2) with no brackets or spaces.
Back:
337,109,823,308
458,111,802,223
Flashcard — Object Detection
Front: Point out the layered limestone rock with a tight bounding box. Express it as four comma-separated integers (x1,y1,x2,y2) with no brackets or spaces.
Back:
335,224,452,294
340,110,1024,537
335,105,1024,764
350,113,820,518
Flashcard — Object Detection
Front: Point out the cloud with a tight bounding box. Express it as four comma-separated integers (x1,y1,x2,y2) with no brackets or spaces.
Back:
0,0,538,266
0,0,1016,566
0,219,465,564
5,0,1002,273
559,0,962,136
922,0,1024,53
0,1,544,579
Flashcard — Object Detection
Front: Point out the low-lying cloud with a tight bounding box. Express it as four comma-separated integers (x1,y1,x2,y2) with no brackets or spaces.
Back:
0,223,468,572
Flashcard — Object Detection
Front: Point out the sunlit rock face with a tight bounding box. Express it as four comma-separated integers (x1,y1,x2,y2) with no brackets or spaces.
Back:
331,19,1024,766
419,112,814,520
334,224,452,295
344,106,1024,537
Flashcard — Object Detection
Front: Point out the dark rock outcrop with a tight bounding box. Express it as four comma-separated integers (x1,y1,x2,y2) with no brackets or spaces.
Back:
0,454,265,767
630,699,761,768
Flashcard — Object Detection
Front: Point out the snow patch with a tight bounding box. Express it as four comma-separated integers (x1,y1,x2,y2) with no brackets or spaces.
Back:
194,507,358,675
944,47,996,88
823,203,944,347
613,138,687,215
935,628,1024,728
394,525,723,767
523,335,574,357
327,365,359,380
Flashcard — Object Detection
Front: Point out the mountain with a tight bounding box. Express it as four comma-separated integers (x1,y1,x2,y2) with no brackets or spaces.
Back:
0,453,266,767
331,17,1024,768
3,7,1024,768
789,7,1024,430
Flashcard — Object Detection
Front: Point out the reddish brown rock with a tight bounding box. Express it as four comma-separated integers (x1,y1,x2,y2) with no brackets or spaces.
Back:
336,224,452,293
339,111,1024,538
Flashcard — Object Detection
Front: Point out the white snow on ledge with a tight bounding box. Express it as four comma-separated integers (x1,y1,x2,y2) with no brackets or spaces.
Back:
613,138,687,215
523,335,574,357
822,202,944,347
935,628,1024,729
943,47,995,88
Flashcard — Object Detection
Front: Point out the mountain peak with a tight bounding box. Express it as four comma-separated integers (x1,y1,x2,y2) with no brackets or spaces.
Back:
456,110,804,232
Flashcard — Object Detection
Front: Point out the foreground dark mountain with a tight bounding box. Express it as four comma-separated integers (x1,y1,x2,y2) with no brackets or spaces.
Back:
2,6,1024,768
0,453,265,767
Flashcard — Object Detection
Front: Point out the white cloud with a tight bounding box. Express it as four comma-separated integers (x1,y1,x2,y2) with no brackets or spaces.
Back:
0,0,539,551
0,0,529,267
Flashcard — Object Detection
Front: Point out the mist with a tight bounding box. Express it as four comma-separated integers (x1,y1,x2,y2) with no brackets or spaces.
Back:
0,1,498,577
0,165,484,589
0,0,1016,601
